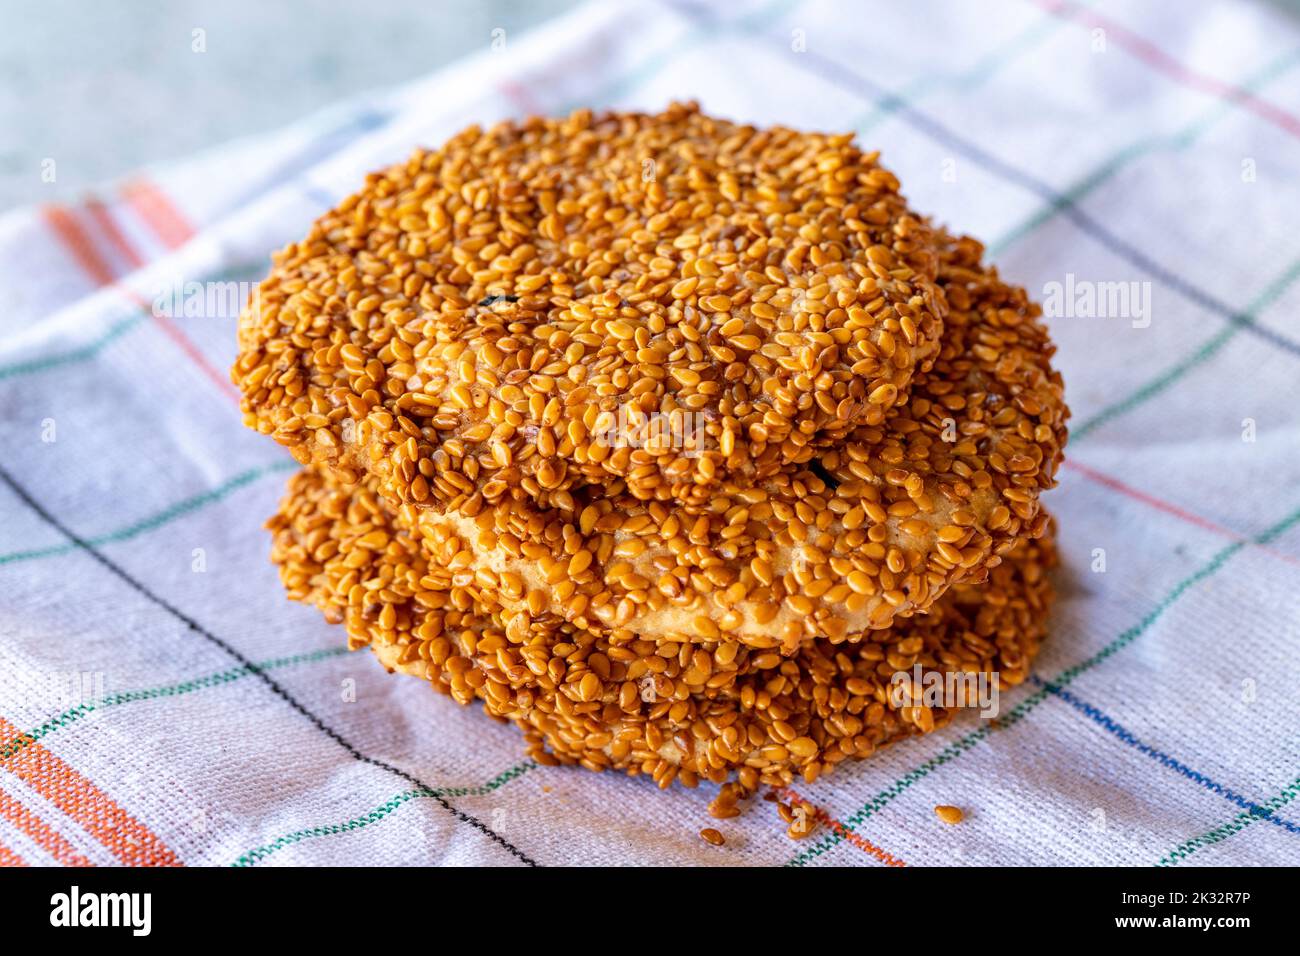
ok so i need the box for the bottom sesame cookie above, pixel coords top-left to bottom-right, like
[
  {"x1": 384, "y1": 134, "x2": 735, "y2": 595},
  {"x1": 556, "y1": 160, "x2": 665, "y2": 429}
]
[{"x1": 268, "y1": 465, "x2": 1056, "y2": 793}]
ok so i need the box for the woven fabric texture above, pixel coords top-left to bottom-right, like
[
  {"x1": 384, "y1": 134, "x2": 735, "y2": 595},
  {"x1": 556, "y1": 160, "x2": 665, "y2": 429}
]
[{"x1": 1, "y1": 0, "x2": 1298, "y2": 866}]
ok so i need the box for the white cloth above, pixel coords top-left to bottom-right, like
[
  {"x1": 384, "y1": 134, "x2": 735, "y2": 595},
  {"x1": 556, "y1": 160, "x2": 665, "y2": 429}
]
[{"x1": 1, "y1": 0, "x2": 1298, "y2": 866}]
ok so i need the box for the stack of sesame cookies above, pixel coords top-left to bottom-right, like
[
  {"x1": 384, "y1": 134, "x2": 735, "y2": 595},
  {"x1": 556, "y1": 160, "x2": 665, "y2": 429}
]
[{"x1": 234, "y1": 103, "x2": 1068, "y2": 800}]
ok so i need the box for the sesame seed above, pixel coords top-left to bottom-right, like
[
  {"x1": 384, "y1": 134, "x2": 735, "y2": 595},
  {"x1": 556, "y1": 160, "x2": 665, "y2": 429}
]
[{"x1": 935, "y1": 805, "x2": 965, "y2": 825}]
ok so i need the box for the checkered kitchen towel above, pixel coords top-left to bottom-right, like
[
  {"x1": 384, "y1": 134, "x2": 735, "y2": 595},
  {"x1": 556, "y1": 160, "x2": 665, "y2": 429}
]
[{"x1": 1, "y1": 0, "x2": 1297, "y2": 867}]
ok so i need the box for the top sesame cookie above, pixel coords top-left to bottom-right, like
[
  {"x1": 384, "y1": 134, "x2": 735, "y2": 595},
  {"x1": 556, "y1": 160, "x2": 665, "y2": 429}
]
[{"x1": 233, "y1": 102, "x2": 945, "y2": 510}]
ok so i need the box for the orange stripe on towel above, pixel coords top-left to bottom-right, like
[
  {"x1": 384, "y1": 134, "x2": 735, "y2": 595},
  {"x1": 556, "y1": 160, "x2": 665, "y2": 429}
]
[
  {"x1": 776, "y1": 786, "x2": 908, "y2": 867},
  {"x1": 42, "y1": 205, "x2": 117, "y2": 285},
  {"x1": 0, "y1": 785, "x2": 93, "y2": 866},
  {"x1": 41, "y1": 203, "x2": 239, "y2": 402},
  {"x1": 121, "y1": 178, "x2": 194, "y2": 249},
  {"x1": 0, "y1": 717, "x2": 180, "y2": 866},
  {"x1": 0, "y1": 841, "x2": 27, "y2": 867},
  {"x1": 85, "y1": 197, "x2": 146, "y2": 270}
]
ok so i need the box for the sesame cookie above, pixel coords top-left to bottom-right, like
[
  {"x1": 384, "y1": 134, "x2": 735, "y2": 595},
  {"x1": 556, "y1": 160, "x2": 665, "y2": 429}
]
[
  {"x1": 269, "y1": 464, "x2": 1056, "y2": 792},
  {"x1": 234, "y1": 103, "x2": 946, "y2": 512}
]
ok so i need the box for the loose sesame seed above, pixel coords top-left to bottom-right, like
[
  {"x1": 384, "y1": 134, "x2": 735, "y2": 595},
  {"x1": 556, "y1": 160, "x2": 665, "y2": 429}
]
[
  {"x1": 935, "y1": 805, "x2": 965, "y2": 825},
  {"x1": 699, "y1": 827, "x2": 726, "y2": 846}
]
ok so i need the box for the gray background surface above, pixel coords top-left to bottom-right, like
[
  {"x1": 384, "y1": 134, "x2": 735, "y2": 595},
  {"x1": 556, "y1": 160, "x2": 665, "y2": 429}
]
[{"x1": 0, "y1": 0, "x2": 579, "y2": 212}]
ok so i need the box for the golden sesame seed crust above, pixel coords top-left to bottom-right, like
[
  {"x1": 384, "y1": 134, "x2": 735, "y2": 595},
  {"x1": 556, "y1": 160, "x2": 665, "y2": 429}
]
[
  {"x1": 269, "y1": 463, "x2": 1055, "y2": 792},
  {"x1": 233, "y1": 102, "x2": 946, "y2": 511},
  {"x1": 294, "y1": 226, "x2": 1068, "y2": 647}
]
